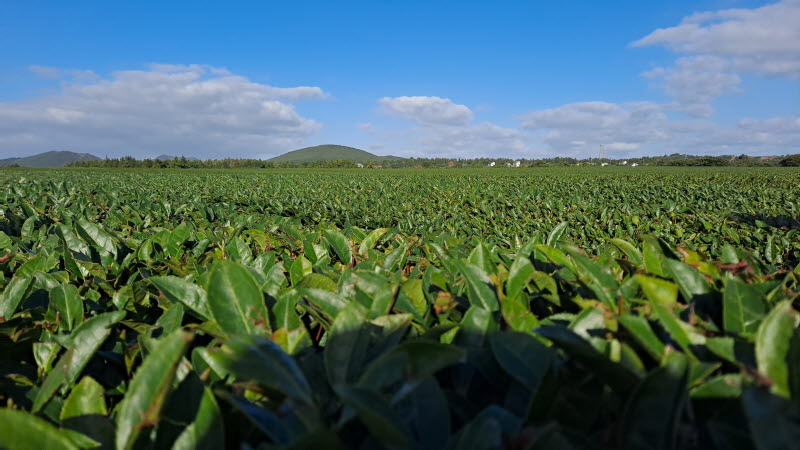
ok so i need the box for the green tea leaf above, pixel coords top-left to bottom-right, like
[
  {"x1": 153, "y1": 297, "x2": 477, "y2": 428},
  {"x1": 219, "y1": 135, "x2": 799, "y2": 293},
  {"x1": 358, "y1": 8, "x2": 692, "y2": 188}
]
[
  {"x1": 325, "y1": 302, "x2": 370, "y2": 385},
  {"x1": 619, "y1": 352, "x2": 689, "y2": 450},
  {"x1": 610, "y1": 238, "x2": 644, "y2": 267},
  {"x1": 359, "y1": 340, "x2": 466, "y2": 389},
  {"x1": 756, "y1": 300, "x2": 797, "y2": 398},
  {"x1": 664, "y1": 259, "x2": 712, "y2": 302},
  {"x1": 742, "y1": 387, "x2": 800, "y2": 450},
  {"x1": 211, "y1": 335, "x2": 314, "y2": 406},
  {"x1": 490, "y1": 332, "x2": 555, "y2": 391},
  {"x1": 335, "y1": 385, "x2": 412, "y2": 448},
  {"x1": 115, "y1": 330, "x2": 193, "y2": 450},
  {"x1": 635, "y1": 275, "x2": 679, "y2": 308},
  {"x1": 506, "y1": 256, "x2": 534, "y2": 299},
  {"x1": 49, "y1": 284, "x2": 83, "y2": 331},
  {"x1": 546, "y1": 221, "x2": 568, "y2": 246},
  {"x1": 163, "y1": 376, "x2": 224, "y2": 450},
  {"x1": 207, "y1": 261, "x2": 270, "y2": 335},
  {"x1": 301, "y1": 288, "x2": 348, "y2": 320},
  {"x1": 360, "y1": 228, "x2": 389, "y2": 255},
  {"x1": 0, "y1": 276, "x2": 33, "y2": 319},
  {"x1": 455, "y1": 260, "x2": 499, "y2": 311},
  {"x1": 150, "y1": 276, "x2": 212, "y2": 320},
  {"x1": 617, "y1": 315, "x2": 665, "y2": 361},
  {"x1": 723, "y1": 278, "x2": 768, "y2": 336},
  {"x1": 60, "y1": 376, "x2": 114, "y2": 448},
  {"x1": 324, "y1": 229, "x2": 353, "y2": 266},
  {"x1": 34, "y1": 311, "x2": 126, "y2": 412},
  {"x1": 61, "y1": 376, "x2": 107, "y2": 419},
  {"x1": 290, "y1": 255, "x2": 313, "y2": 286},
  {"x1": 537, "y1": 326, "x2": 639, "y2": 394},
  {"x1": 0, "y1": 408, "x2": 81, "y2": 450},
  {"x1": 75, "y1": 217, "x2": 117, "y2": 256},
  {"x1": 296, "y1": 273, "x2": 338, "y2": 291},
  {"x1": 642, "y1": 236, "x2": 666, "y2": 277}
]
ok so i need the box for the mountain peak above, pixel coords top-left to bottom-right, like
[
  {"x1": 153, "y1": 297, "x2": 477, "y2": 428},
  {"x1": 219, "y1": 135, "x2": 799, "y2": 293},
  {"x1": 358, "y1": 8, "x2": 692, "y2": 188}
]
[{"x1": 0, "y1": 150, "x2": 100, "y2": 167}]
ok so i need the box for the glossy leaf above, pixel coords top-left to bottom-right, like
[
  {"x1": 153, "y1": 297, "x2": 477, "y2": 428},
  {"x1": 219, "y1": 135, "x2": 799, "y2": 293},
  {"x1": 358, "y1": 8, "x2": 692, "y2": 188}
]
[
  {"x1": 0, "y1": 276, "x2": 33, "y2": 319},
  {"x1": 359, "y1": 228, "x2": 389, "y2": 255},
  {"x1": 635, "y1": 275, "x2": 678, "y2": 308},
  {"x1": 49, "y1": 284, "x2": 83, "y2": 331},
  {"x1": 0, "y1": 408, "x2": 82, "y2": 450},
  {"x1": 455, "y1": 260, "x2": 499, "y2": 311},
  {"x1": 33, "y1": 311, "x2": 126, "y2": 412},
  {"x1": 207, "y1": 261, "x2": 270, "y2": 335},
  {"x1": 115, "y1": 330, "x2": 193, "y2": 450},
  {"x1": 150, "y1": 275, "x2": 212, "y2": 320},
  {"x1": 324, "y1": 229, "x2": 353, "y2": 265},
  {"x1": 755, "y1": 300, "x2": 796, "y2": 398},
  {"x1": 723, "y1": 278, "x2": 768, "y2": 336}
]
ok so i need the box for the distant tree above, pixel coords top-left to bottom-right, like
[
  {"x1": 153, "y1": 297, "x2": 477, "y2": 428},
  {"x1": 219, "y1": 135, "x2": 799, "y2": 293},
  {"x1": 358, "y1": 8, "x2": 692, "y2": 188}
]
[{"x1": 780, "y1": 154, "x2": 800, "y2": 167}]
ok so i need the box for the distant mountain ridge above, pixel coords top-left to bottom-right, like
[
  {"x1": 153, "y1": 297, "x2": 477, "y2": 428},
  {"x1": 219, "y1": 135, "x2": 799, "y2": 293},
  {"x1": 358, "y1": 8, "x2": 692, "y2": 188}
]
[
  {"x1": 0, "y1": 151, "x2": 100, "y2": 167},
  {"x1": 267, "y1": 145, "x2": 402, "y2": 163}
]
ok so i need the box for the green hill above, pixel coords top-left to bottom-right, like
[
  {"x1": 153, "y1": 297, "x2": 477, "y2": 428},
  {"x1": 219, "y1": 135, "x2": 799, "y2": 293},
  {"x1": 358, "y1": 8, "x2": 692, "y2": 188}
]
[
  {"x1": 0, "y1": 151, "x2": 100, "y2": 167},
  {"x1": 267, "y1": 145, "x2": 402, "y2": 163}
]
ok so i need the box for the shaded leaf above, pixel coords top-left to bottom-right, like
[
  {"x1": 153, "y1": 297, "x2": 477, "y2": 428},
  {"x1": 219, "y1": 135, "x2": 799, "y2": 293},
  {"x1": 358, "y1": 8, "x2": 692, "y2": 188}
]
[{"x1": 115, "y1": 330, "x2": 193, "y2": 450}]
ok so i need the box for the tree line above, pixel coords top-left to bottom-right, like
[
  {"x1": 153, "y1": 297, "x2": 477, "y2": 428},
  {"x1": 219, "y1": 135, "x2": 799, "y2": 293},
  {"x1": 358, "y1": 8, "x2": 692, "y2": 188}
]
[{"x1": 65, "y1": 153, "x2": 800, "y2": 169}]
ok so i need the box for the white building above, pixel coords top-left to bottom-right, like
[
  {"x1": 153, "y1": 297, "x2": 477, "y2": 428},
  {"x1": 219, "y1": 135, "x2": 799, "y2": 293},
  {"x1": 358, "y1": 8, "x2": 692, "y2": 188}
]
[{"x1": 488, "y1": 161, "x2": 495, "y2": 167}]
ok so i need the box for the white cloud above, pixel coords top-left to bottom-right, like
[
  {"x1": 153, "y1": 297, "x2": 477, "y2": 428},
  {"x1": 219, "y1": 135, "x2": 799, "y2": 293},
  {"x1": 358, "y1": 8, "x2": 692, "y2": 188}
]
[
  {"x1": 633, "y1": 0, "x2": 800, "y2": 77},
  {"x1": 518, "y1": 100, "x2": 799, "y2": 157},
  {"x1": 373, "y1": 2, "x2": 800, "y2": 158},
  {"x1": 373, "y1": 96, "x2": 531, "y2": 157},
  {"x1": 0, "y1": 64, "x2": 327, "y2": 158},
  {"x1": 633, "y1": 0, "x2": 800, "y2": 117},
  {"x1": 378, "y1": 96, "x2": 473, "y2": 125},
  {"x1": 412, "y1": 122, "x2": 530, "y2": 158},
  {"x1": 519, "y1": 102, "x2": 668, "y2": 154}
]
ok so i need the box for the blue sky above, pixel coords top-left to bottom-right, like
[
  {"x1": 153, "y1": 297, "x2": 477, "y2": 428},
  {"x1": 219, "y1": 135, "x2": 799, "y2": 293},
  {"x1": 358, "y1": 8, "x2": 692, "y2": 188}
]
[{"x1": 1, "y1": 0, "x2": 798, "y2": 159}]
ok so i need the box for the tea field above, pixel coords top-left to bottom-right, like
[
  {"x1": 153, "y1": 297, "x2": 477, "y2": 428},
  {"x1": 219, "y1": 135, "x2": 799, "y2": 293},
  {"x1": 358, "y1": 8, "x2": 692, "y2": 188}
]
[{"x1": 1, "y1": 167, "x2": 799, "y2": 449}]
